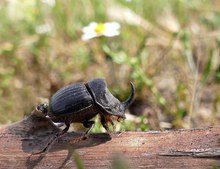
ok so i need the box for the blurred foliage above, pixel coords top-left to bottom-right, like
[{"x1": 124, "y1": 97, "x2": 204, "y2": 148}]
[
  {"x1": 0, "y1": 0, "x2": 220, "y2": 133},
  {"x1": 70, "y1": 150, "x2": 131, "y2": 169},
  {"x1": 71, "y1": 149, "x2": 85, "y2": 169}
]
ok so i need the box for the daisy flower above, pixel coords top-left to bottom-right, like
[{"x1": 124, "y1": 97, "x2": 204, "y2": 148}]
[{"x1": 81, "y1": 22, "x2": 120, "y2": 41}]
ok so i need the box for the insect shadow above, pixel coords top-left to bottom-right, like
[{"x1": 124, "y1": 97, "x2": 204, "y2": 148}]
[{"x1": 8, "y1": 112, "x2": 111, "y2": 169}]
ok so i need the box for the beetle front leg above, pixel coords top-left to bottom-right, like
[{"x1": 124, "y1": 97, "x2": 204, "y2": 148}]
[
  {"x1": 100, "y1": 114, "x2": 119, "y2": 137},
  {"x1": 100, "y1": 115, "x2": 112, "y2": 135}
]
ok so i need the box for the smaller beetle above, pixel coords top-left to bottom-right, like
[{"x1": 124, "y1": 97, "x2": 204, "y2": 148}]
[{"x1": 35, "y1": 78, "x2": 135, "y2": 154}]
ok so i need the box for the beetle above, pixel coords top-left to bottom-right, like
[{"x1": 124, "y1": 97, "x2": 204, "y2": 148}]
[{"x1": 35, "y1": 78, "x2": 135, "y2": 154}]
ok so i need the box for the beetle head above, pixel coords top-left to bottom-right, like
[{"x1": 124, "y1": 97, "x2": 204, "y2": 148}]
[{"x1": 87, "y1": 79, "x2": 135, "y2": 118}]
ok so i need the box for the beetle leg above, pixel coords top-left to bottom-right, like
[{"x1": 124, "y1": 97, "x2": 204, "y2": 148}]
[
  {"x1": 101, "y1": 114, "x2": 120, "y2": 137},
  {"x1": 53, "y1": 122, "x2": 65, "y2": 128},
  {"x1": 109, "y1": 118, "x2": 116, "y2": 132},
  {"x1": 32, "y1": 123, "x2": 70, "y2": 155},
  {"x1": 102, "y1": 123, "x2": 111, "y2": 134},
  {"x1": 61, "y1": 123, "x2": 70, "y2": 134},
  {"x1": 100, "y1": 115, "x2": 112, "y2": 135},
  {"x1": 83, "y1": 121, "x2": 95, "y2": 139}
]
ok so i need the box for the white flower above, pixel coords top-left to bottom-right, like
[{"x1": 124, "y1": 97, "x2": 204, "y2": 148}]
[
  {"x1": 35, "y1": 24, "x2": 52, "y2": 34},
  {"x1": 81, "y1": 22, "x2": 121, "y2": 41},
  {"x1": 41, "y1": 0, "x2": 56, "y2": 7}
]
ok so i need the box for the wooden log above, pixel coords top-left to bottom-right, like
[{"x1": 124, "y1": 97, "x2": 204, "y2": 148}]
[{"x1": 0, "y1": 108, "x2": 219, "y2": 169}]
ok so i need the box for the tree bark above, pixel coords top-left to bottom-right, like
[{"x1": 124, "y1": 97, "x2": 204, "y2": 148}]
[{"x1": 0, "y1": 108, "x2": 219, "y2": 169}]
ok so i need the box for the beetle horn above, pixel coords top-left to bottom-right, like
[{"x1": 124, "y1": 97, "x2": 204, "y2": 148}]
[{"x1": 122, "y1": 82, "x2": 135, "y2": 110}]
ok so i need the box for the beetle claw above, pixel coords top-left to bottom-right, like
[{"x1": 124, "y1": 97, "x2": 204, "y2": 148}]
[{"x1": 82, "y1": 134, "x2": 88, "y2": 140}]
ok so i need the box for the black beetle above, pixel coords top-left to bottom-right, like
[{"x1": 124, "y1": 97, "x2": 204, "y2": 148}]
[{"x1": 35, "y1": 78, "x2": 135, "y2": 154}]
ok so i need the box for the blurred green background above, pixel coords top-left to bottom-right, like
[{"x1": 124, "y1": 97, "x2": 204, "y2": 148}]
[{"x1": 1, "y1": 0, "x2": 220, "y2": 132}]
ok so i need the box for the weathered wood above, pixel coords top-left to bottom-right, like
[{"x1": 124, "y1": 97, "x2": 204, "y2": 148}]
[{"x1": 0, "y1": 108, "x2": 219, "y2": 169}]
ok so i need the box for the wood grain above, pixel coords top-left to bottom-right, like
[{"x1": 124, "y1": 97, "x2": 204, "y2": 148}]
[{"x1": 0, "y1": 108, "x2": 219, "y2": 169}]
